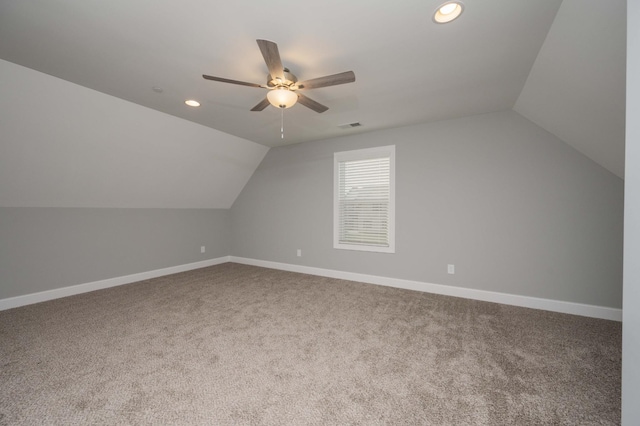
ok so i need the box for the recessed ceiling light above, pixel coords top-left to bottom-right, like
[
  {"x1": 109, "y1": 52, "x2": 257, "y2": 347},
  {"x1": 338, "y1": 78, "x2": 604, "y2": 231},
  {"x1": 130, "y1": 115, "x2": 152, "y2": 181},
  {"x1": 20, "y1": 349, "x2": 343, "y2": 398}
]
[
  {"x1": 433, "y1": 1, "x2": 464, "y2": 24},
  {"x1": 185, "y1": 99, "x2": 200, "y2": 107}
]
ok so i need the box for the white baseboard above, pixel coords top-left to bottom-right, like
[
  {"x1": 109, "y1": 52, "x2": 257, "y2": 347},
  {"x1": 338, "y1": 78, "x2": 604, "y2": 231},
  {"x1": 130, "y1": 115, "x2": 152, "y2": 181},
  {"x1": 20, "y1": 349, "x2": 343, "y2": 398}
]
[
  {"x1": 229, "y1": 256, "x2": 622, "y2": 322},
  {"x1": 2, "y1": 255, "x2": 622, "y2": 322},
  {"x1": 0, "y1": 256, "x2": 231, "y2": 311}
]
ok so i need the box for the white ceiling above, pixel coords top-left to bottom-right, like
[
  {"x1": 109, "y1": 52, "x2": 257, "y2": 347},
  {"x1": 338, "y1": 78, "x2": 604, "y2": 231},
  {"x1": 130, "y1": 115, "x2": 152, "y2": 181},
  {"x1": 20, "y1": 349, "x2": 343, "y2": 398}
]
[
  {"x1": 0, "y1": 0, "x2": 626, "y2": 177},
  {"x1": 0, "y1": 59, "x2": 269, "y2": 208}
]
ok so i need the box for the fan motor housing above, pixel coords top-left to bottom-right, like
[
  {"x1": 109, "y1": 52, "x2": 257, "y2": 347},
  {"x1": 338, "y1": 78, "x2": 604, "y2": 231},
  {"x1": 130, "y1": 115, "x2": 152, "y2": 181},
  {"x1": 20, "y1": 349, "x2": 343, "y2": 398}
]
[{"x1": 267, "y1": 68, "x2": 297, "y2": 88}]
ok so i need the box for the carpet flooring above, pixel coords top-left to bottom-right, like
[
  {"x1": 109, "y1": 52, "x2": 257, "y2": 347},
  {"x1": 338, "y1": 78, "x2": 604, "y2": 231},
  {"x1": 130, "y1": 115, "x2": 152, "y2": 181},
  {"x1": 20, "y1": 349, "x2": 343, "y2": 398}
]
[{"x1": 0, "y1": 263, "x2": 621, "y2": 425}]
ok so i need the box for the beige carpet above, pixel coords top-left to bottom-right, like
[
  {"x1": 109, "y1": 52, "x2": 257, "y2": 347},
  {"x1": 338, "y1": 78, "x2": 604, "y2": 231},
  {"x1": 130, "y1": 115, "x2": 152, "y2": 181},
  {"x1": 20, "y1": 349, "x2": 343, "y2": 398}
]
[{"x1": 0, "y1": 263, "x2": 621, "y2": 425}]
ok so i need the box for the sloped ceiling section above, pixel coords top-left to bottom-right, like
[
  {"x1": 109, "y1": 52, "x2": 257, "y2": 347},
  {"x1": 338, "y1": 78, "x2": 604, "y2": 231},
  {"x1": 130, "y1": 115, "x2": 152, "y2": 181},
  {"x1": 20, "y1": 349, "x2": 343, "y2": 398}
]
[
  {"x1": 0, "y1": 60, "x2": 269, "y2": 208},
  {"x1": 514, "y1": 0, "x2": 626, "y2": 178}
]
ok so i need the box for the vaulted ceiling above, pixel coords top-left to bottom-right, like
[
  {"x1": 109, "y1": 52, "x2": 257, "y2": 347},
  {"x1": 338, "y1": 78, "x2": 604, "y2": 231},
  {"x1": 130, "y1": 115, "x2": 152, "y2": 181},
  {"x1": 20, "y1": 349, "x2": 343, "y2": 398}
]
[{"x1": 0, "y1": 0, "x2": 626, "y2": 177}]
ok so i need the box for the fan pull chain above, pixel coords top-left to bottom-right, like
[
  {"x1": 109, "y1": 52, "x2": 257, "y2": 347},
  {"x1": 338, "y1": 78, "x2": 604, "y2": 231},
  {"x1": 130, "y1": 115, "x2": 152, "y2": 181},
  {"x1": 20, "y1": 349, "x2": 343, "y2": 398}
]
[{"x1": 281, "y1": 107, "x2": 285, "y2": 139}]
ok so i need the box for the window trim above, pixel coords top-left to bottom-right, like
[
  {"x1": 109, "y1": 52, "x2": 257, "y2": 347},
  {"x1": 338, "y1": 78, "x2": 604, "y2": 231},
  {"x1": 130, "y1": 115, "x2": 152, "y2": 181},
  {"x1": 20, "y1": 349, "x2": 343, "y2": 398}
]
[{"x1": 333, "y1": 145, "x2": 396, "y2": 253}]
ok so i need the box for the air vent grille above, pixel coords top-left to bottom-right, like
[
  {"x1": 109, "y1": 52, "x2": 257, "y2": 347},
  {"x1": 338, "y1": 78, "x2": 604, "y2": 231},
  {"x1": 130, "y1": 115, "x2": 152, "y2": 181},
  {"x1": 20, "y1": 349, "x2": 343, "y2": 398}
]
[{"x1": 338, "y1": 122, "x2": 362, "y2": 129}]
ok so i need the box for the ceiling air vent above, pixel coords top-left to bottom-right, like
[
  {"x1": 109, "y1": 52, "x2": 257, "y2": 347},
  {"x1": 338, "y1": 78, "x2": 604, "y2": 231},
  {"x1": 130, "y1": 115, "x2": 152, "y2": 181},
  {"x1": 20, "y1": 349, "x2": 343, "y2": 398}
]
[{"x1": 338, "y1": 122, "x2": 362, "y2": 130}]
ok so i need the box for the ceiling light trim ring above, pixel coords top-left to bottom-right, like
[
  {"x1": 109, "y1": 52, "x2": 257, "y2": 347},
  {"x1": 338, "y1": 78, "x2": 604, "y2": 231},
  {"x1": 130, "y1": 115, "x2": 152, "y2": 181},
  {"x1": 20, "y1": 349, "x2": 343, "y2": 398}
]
[{"x1": 433, "y1": 1, "x2": 465, "y2": 24}]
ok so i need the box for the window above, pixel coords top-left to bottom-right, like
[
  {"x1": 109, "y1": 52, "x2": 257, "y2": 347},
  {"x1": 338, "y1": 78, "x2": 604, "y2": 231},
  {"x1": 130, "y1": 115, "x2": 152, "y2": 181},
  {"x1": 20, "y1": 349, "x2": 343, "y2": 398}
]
[{"x1": 334, "y1": 145, "x2": 395, "y2": 253}]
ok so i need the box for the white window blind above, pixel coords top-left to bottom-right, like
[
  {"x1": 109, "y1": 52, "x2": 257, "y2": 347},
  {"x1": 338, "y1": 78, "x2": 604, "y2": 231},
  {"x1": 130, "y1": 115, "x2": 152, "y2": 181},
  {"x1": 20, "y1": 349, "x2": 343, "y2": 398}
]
[{"x1": 334, "y1": 146, "x2": 395, "y2": 253}]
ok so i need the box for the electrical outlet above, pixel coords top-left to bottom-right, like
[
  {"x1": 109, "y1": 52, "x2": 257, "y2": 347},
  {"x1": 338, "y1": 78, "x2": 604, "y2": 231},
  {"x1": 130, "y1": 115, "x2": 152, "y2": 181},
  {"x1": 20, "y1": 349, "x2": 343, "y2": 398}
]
[
  {"x1": 297, "y1": 249, "x2": 302, "y2": 257},
  {"x1": 201, "y1": 246, "x2": 206, "y2": 254},
  {"x1": 447, "y1": 264, "x2": 455, "y2": 274}
]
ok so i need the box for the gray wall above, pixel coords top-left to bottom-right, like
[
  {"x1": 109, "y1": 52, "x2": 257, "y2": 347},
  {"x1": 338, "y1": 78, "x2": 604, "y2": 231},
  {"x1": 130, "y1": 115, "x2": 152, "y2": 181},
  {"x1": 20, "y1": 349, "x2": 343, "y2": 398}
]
[
  {"x1": 0, "y1": 208, "x2": 229, "y2": 299},
  {"x1": 623, "y1": 1, "x2": 640, "y2": 423},
  {"x1": 231, "y1": 110, "x2": 624, "y2": 308}
]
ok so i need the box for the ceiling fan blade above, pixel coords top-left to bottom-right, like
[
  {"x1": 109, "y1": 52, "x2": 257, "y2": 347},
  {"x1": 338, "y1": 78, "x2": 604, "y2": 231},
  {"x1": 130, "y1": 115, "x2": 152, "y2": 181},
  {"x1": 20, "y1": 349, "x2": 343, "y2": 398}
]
[
  {"x1": 250, "y1": 97, "x2": 271, "y2": 111},
  {"x1": 203, "y1": 75, "x2": 266, "y2": 88},
  {"x1": 297, "y1": 93, "x2": 329, "y2": 113},
  {"x1": 256, "y1": 39, "x2": 285, "y2": 82},
  {"x1": 295, "y1": 71, "x2": 356, "y2": 90}
]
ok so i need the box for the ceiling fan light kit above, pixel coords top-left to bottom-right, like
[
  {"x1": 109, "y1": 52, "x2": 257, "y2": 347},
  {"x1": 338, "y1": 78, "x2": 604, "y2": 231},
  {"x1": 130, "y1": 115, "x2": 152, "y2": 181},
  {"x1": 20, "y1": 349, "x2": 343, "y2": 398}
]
[{"x1": 267, "y1": 87, "x2": 298, "y2": 109}]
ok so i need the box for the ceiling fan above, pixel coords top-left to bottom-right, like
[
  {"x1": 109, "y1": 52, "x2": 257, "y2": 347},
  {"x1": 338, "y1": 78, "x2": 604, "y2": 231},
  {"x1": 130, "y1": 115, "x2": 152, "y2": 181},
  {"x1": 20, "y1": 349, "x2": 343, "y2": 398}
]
[{"x1": 203, "y1": 39, "x2": 355, "y2": 113}]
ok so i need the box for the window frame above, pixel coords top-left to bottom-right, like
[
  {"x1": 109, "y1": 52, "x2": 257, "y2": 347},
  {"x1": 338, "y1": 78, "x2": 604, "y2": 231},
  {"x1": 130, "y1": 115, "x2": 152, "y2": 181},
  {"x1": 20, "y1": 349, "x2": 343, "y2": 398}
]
[{"x1": 333, "y1": 145, "x2": 396, "y2": 253}]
